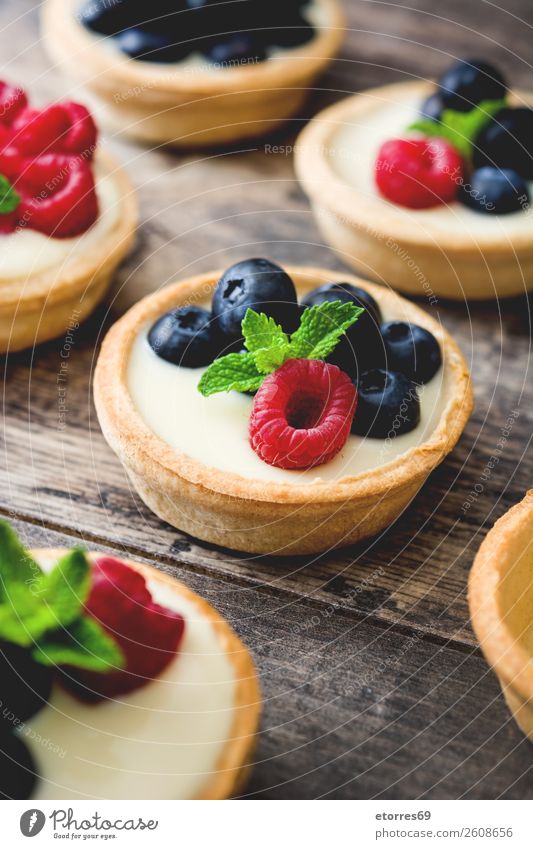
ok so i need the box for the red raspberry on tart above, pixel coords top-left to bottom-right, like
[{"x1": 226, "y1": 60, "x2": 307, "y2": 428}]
[
  {"x1": 17, "y1": 153, "x2": 99, "y2": 238},
  {"x1": 249, "y1": 359, "x2": 357, "y2": 470},
  {"x1": 375, "y1": 137, "x2": 463, "y2": 208},
  {"x1": 0, "y1": 80, "x2": 100, "y2": 238},
  {"x1": 63, "y1": 556, "x2": 186, "y2": 701}
]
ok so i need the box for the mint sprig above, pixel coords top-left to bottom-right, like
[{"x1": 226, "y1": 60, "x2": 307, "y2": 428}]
[
  {"x1": 198, "y1": 300, "x2": 364, "y2": 397},
  {"x1": 0, "y1": 520, "x2": 124, "y2": 672},
  {"x1": 0, "y1": 174, "x2": 20, "y2": 215},
  {"x1": 408, "y1": 98, "x2": 505, "y2": 159}
]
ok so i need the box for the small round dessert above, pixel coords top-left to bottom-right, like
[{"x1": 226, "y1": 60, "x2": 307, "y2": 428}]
[
  {"x1": 0, "y1": 152, "x2": 136, "y2": 353},
  {"x1": 468, "y1": 491, "x2": 533, "y2": 743},
  {"x1": 0, "y1": 83, "x2": 137, "y2": 353},
  {"x1": 94, "y1": 266, "x2": 473, "y2": 555},
  {"x1": 42, "y1": 0, "x2": 345, "y2": 147},
  {"x1": 25, "y1": 549, "x2": 260, "y2": 800},
  {"x1": 295, "y1": 81, "x2": 533, "y2": 300}
]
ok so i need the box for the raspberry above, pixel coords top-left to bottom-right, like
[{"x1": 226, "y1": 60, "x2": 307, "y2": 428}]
[
  {"x1": 63, "y1": 556, "x2": 186, "y2": 701},
  {"x1": 11, "y1": 105, "x2": 71, "y2": 156},
  {"x1": 0, "y1": 80, "x2": 27, "y2": 124},
  {"x1": 249, "y1": 359, "x2": 356, "y2": 470},
  {"x1": 17, "y1": 153, "x2": 99, "y2": 238},
  {"x1": 11, "y1": 102, "x2": 97, "y2": 159},
  {"x1": 55, "y1": 102, "x2": 97, "y2": 158},
  {"x1": 375, "y1": 137, "x2": 463, "y2": 208}
]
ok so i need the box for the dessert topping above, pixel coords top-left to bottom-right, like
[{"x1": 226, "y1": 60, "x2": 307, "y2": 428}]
[
  {"x1": 249, "y1": 358, "x2": 356, "y2": 469},
  {"x1": 375, "y1": 137, "x2": 463, "y2": 209}
]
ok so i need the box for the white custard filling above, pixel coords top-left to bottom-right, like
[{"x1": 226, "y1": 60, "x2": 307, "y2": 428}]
[
  {"x1": 127, "y1": 299, "x2": 450, "y2": 485},
  {"x1": 24, "y1": 555, "x2": 237, "y2": 800},
  {"x1": 0, "y1": 165, "x2": 121, "y2": 279},
  {"x1": 330, "y1": 92, "x2": 533, "y2": 236}
]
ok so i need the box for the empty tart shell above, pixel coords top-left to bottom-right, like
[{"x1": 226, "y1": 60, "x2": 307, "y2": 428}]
[
  {"x1": 94, "y1": 266, "x2": 473, "y2": 555},
  {"x1": 295, "y1": 81, "x2": 533, "y2": 301},
  {"x1": 0, "y1": 151, "x2": 137, "y2": 353},
  {"x1": 30, "y1": 549, "x2": 261, "y2": 800},
  {"x1": 42, "y1": 0, "x2": 345, "y2": 147},
  {"x1": 469, "y1": 491, "x2": 533, "y2": 741}
]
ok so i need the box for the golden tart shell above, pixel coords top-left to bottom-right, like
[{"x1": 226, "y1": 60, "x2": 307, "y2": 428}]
[
  {"x1": 0, "y1": 150, "x2": 137, "y2": 353},
  {"x1": 295, "y1": 81, "x2": 533, "y2": 301},
  {"x1": 468, "y1": 491, "x2": 533, "y2": 741},
  {"x1": 94, "y1": 266, "x2": 473, "y2": 555},
  {"x1": 42, "y1": 0, "x2": 345, "y2": 147},
  {"x1": 32, "y1": 548, "x2": 261, "y2": 799}
]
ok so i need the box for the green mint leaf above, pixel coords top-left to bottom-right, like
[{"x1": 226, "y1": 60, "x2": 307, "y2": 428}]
[
  {"x1": 289, "y1": 301, "x2": 364, "y2": 360},
  {"x1": 198, "y1": 352, "x2": 263, "y2": 396},
  {"x1": 32, "y1": 615, "x2": 125, "y2": 672},
  {"x1": 408, "y1": 99, "x2": 506, "y2": 159},
  {"x1": 0, "y1": 586, "x2": 42, "y2": 646},
  {"x1": 242, "y1": 309, "x2": 289, "y2": 355},
  {"x1": 39, "y1": 549, "x2": 91, "y2": 629},
  {"x1": 0, "y1": 520, "x2": 43, "y2": 602},
  {"x1": 242, "y1": 310, "x2": 291, "y2": 374},
  {"x1": 253, "y1": 341, "x2": 290, "y2": 374},
  {"x1": 0, "y1": 174, "x2": 20, "y2": 215}
]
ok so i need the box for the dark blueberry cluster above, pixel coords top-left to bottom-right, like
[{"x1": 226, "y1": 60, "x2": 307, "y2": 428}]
[
  {"x1": 81, "y1": 0, "x2": 315, "y2": 64},
  {"x1": 420, "y1": 58, "x2": 532, "y2": 215},
  {"x1": 149, "y1": 259, "x2": 442, "y2": 441},
  {"x1": 0, "y1": 642, "x2": 53, "y2": 799},
  {"x1": 302, "y1": 282, "x2": 441, "y2": 438}
]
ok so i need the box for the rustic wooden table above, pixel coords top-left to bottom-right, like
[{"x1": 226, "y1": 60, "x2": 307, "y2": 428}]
[{"x1": 2, "y1": 0, "x2": 532, "y2": 799}]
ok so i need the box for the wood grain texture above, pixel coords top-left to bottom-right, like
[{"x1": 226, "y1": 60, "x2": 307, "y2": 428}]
[{"x1": 0, "y1": 0, "x2": 532, "y2": 799}]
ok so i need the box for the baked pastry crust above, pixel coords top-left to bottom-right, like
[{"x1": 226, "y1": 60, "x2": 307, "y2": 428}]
[
  {"x1": 0, "y1": 150, "x2": 137, "y2": 353},
  {"x1": 42, "y1": 0, "x2": 345, "y2": 147},
  {"x1": 468, "y1": 491, "x2": 533, "y2": 741},
  {"x1": 295, "y1": 81, "x2": 533, "y2": 301},
  {"x1": 32, "y1": 548, "x2": 261, "y2": 800},
  {"x1": 94, "y1": 266, "x2": 473, "y2": 555}
]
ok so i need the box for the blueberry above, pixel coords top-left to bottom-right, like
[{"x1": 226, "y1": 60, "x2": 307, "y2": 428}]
[
  {"x1": 460, "y1": 166, "x2": 529, "y2": 215},
  {"x1": 352, "y1": 369, "x2": 420, "y2": 438},
  {"x1": 212, "y1": 258, "x2": 298, "y2": 343},
  {"x1": 0, "y1": 643, "x2": 54, "y2": 727},
  {"x1": 148, "y1": 305, "x2": 222, "y2": 367},
  {"x1": 302, "y1": 282, "x2": 382, "y2": 324},
  {"x1": 204, "y1": 33, "x2": 266, "y2": 65},
  {"x1": 80, "y1": 0, "x2": 129, "y2": 35},
  {"x1": 420, "y1": 92, "x2": 443, "y2": 122},
  {"x1": 381, "y1": 321, "x2": 442, "y2": 384},
  {"x1": 301, "y1": 282, "x2": 384, "y2": 380},
  {"x1": 438, "y1": 58, "x2": 507, "y2": 112},
  {"x1": 473, "y1": 107, "x2": 533, "y2": 179},
  {"x1": 0, "y1": 731, "x2": 37, "y2": 799},
  {"x1": 264, "y1": 13, "x2": 315, "y2": 49},
  {"x1": 115, "y1": 27, "x2": 190, "y2": 62}
]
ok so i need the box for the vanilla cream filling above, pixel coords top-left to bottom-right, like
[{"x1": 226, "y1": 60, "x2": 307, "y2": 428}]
[
  {"x1": 127, "y1": 299, "x2": 450, "y2": 485},
  {"x1": 24, "y1": 555, "x2": 237, "y2": 800},
  {"x1": 330, "y1": 93, "x2": 533, "y2": 235},
  {"x1": 0, "y1": 165, "x2": 121, "y2": 279}
]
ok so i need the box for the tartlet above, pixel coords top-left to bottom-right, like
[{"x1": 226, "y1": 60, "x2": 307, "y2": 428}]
[
  {"x1": 468, "y1": 492, "x2": 533, "y2": 741},
  {"x1": 0, "y1": 151, "x2": 137, "y2": 353},
  {"x1": 295, "y1": 81, "x2": 533, "y2": 301},
  {"x1": 94, "y1": 266, "x2": 473, "y2": 555},
  {"x1": 42, "y1": 0, "x2": 345, "y2": 147},
  {"x1": 26, "y1": 549, "x2": 260, "y2": 800}
]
